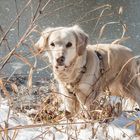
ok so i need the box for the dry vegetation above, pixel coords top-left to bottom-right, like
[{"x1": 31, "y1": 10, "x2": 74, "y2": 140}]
[{"x1": 0, "y1": 0, "x2": 140, "y2": 139}]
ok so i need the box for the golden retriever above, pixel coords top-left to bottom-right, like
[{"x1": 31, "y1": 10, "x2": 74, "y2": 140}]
[{"x1": 35, "y1": 25, "x2": 140, "y2": 118}]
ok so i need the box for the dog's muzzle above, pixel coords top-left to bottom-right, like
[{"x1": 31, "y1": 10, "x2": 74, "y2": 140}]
[{"x1": 56, "y1": 56, "x2": 65, "y2": 66}]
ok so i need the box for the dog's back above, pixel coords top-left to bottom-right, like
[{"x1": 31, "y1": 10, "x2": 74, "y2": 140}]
[{"x1": 88, "y1": 44, "x2": 139, "y2": 100}]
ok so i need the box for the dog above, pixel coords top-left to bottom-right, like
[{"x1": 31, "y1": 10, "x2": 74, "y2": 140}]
[{"x1": 35, "y1": 25, "x2": 140, "y2": 118}]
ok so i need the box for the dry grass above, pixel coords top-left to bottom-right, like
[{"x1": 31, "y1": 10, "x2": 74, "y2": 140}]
[{"x1": 0, "y1": 0, "x2": 140, "y2": 139}]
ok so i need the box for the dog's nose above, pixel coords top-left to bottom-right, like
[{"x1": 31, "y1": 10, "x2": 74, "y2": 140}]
[{"x1": 56, "y1": 56, "x2": 65, "y2": 65}]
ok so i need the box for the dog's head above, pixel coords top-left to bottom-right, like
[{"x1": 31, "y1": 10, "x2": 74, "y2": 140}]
[{"x1": 35, "y1": 25, "x2": 88, "y2": 71}]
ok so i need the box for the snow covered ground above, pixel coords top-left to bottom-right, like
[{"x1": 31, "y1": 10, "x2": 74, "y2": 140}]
[{"x1": 0, "y1": 98, "x2": 140, "y2": 140}]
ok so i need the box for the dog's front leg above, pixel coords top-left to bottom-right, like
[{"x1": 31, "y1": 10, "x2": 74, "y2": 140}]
[
  {"x1": 76, "y1": 84, "x2": 92, "y2": 106},
  {"x1": 75, "y1": 89, "x2": 94, "y2": 119},
  {"x1": 76, "y1": 84, "x2": 96, "y2": 109},
  {"x1": 58, "y1": 82, "x2": 80, "y2": 118}
]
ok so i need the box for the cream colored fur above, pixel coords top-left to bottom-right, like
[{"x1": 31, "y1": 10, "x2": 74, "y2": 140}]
[{"x1": 35, "y1": 25, "x2": 140, "y2": 116}]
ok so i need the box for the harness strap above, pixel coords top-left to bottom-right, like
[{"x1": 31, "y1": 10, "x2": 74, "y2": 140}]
[
  {"x1": 65, "y1": 50, "x2": 105, "y2": 97},
  {"x1": 65, "y1": 64, "x2": 87, "y2": 96},
  {"x1": 95, "y1": 50, "x2": 105, "y2": 75}
]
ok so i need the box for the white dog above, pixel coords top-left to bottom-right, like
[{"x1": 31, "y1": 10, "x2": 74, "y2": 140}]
[{"x1": 35, "y1": 25, "x2": 140, "y2": 118}]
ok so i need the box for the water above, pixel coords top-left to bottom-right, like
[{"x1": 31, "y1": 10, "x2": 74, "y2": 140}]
[{"x1": 0, "y1": 0, "x2": 140, "y2": 77}]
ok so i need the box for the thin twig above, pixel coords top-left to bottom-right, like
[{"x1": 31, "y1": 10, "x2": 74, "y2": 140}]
[
  {"x1": 14, "y1": 0, "x2": 20, "y2": 38},
  {"x1": 0, "y1": 0, "x2": 32, "y2": 46},
  {"x1": 0, "y1": 117, "x2": 115, "y2": 132}
]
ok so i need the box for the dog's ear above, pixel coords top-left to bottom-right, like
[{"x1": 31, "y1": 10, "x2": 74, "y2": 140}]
[
  {"x1": 72, "y1": 25, "x2": 88, "y2": 56},
  {"x1": 35, "y1": 27, "x2": 63, "y2": 53},
  {"x1": 34, "y1": 28, "x2": 55, "y2": 53}
]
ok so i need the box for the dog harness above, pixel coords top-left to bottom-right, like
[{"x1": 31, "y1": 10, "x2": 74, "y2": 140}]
[
  {"x1": 65, "y1": 64, "x2": 87, "y2": 96},
  {"x1": 65, "y1": 50, "x2": 105, "y2": 97}
]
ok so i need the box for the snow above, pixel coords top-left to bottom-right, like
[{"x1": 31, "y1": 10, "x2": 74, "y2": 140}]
[{"x1": 0, "y1": 98, "x2": 140, "y2": 140}]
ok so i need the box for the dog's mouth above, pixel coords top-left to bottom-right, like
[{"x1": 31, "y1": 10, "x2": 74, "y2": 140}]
[
  {"x1": 55, "y1": 65, "x2": 68, "y2": 71},
  {"x1": 55, "y1": 65, "x2": 67, "y2": 71},
  {"x1": 54, "y1": 59, "x2": 75, "y2": 72}
]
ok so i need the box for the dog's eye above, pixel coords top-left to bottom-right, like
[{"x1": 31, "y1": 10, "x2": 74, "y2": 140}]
[
  {"x1": 66, "y1": 42, "x2": 72, "y2": 48},
  {"x1": 50, "y1": 42, "x2": 55, "y2": 47}
]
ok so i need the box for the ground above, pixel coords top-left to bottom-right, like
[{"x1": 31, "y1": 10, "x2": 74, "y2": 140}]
[{"x1": 0, "y1": 75, "x2": 140, "y2": 140}]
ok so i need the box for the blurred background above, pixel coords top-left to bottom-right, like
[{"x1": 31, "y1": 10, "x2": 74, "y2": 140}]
[{"x1": 0, "y1": 0, "x2": 140, "y2": 79}]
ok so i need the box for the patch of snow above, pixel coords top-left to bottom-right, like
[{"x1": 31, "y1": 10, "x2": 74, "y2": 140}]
[{"x1": 0, "y1": 98, "x2": 139, "y2": 140}]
